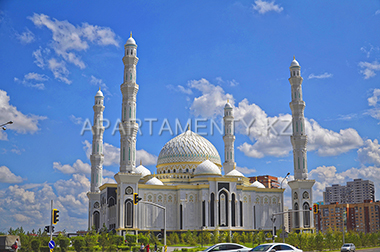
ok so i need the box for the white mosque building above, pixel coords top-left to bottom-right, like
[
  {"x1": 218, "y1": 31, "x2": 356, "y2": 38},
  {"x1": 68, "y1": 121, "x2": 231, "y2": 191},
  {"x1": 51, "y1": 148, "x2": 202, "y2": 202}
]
[{"x1": 86, "y1": 34, "x2": 314, "y2": 235}]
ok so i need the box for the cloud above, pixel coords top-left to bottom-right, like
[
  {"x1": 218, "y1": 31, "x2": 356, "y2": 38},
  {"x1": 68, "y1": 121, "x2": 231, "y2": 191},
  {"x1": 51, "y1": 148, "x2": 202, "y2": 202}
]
[
  {"x1": 53, "y1": 159, "x2": 91, "y2": 174},
  {"x1": 83, "y1": 140, "x2": 157, "y2": 167},
  {"x1": 308, "y1": 72, "x2": 333, "y2": 79},
  {"x1": 48, "y1": 58, "x2": 71, "y2": 84},
  {"x1": 0, "y1": 180, "x2": 89, "y2": 232},
  {"x1": 32, "y1": 47, "x2": 51, "y2": 69},
  {"x1": 0, "y1": 166, "x2": 23, "y2": 183},
  {"x1": 28, "y1": 13, "x2": 119, "y2": 69},
  {"x1": 216, "y1": 77, "x2": 239, "y2": 87},
  {"x1": 185, "y1": 78, "x2": 363, "y2": 158},
  {"x1": 69, "y1": 115, "x2": 83, "y2": 125},
  {"x1": 167, "y1": 85, "x2": 193, "y2": 95},
  {"x1": 366, "y1": 88, "x2": 380, "y2": 120},
  {"x1": 358, "y1": 139, "x2": 380, "y2": 166},
  {"x1": 368, "y1": 88, "x2": 380, "y2": 107},
  {"x1": 14, "y1": 72, "x2": 49, "y2": 90},
  {"x1": 189, "y1": 78, "x2": 234, "y2": 118},
  {"x1": 359, "y1": 61, "x2": 380, "y2": 79},
  {"x1": 252, "y1": 0, "x2": 283, "y2": 14},
  {"x1": 15, "y1": 28, "x2": 35, "y2": 44},
  {"x1": 90, "y1": 76, "x2": 110, "y2": 96},
  {"x1": 0, "y1": 89, "x2": 46, "y2": 138},
  {"x1": 236, "y1": 166, "x2": 256, "y2": 175},
  {"x1": 376, "y1": 10, "x2": 380, "y2": 15}
]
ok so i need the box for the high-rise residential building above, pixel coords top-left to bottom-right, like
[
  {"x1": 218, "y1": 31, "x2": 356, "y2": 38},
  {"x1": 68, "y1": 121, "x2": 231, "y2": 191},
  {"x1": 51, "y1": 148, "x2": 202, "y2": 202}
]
[
  {"x1": 249, "y1": 175, "x2": 280, "y2": 188},
  {"x1": 323, "y1": 179, "x2": 375, "y2": 204},
  {"x1": 314, "y1": 200, "x2": 380, "y2": 234}
]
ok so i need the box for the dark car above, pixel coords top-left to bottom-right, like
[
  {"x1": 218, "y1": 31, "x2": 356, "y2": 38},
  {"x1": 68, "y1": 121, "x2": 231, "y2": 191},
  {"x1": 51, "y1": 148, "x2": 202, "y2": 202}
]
[
  {"x1": 250, "y1": 243, "x2": 302, "y2": 252},
  {"x1": 341, "y1": 243, "x2": 355, "y2": 252},
  {"x1": 202, "y1": 243, "x2": 251, "y2": 252}
]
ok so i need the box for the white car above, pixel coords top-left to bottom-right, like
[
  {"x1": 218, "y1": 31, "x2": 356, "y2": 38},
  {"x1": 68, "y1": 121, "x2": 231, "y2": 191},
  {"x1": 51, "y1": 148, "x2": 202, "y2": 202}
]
[
  {"x1": 340, "y1": 243, "x2": 355, "y2": 252},
  {"x1": 250, "y1": 243, "x2": 303, "y2": 252},
  {"x1": 202, "y1": 243, "x2": 251, "y2": 252}
]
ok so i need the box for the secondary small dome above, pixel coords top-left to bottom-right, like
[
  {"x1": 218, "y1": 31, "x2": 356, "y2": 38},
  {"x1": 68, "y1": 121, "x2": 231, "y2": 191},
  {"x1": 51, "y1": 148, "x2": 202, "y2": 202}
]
[
  {"x1": 225, "y1": 169, "x2": 244, "y2": 177},
  {"x1": 135, "y1": 164, "x2": 151, "y2": 177},
  {"x1": 146, "y1": 177, "x2": 164, "y2": 185},
  {"x1": 194, "y1": 160, "x2": 221, "y2": 176},
  {"x1": 250, "y1": 180, "x2": 265, "y2": 188}
]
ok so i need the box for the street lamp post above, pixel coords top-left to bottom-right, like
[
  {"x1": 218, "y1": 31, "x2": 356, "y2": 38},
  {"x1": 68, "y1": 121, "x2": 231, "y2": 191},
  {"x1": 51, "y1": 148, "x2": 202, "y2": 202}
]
[
  {"x1": 280, "y1": 172, "x2": 290, "y2": 243},
  {"x1": 1, "y1": 121, "x2": 13, "y2": 130}
]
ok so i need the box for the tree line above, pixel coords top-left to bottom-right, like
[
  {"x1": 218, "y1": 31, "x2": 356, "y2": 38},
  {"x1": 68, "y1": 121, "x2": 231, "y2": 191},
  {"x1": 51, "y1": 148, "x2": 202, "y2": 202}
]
[{"x1": 3, "y1": 226, "x2": 380, "y2": 252}]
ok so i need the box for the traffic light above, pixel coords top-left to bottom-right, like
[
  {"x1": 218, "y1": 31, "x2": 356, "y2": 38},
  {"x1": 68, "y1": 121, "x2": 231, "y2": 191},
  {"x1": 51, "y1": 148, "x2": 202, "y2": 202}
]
[
  {"x1": 53, "y1": 209, "x2": 59, "y2": 224},
  {"x1": 133, "y1": 193, "x2": 142, "y2": 205},
  {"x1": 309, "y1": 207, "x2": 312, "y2": 211},
  {"x1": 313, "y1": 203, "x2": 319, "y2": 214},
  {"x1": 44, "y1": 226, "x2": 50, "y2": 233},
  {"x1": 161, "y1": 228, "x2": 164, "y2": 237}
]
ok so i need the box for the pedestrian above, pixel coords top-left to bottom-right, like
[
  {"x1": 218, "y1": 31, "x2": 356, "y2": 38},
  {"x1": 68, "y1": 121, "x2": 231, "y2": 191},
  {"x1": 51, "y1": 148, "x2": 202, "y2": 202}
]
[
  {"x1": 154, "y1": 243, "x2": 158, "y2": 252},
  {"x1": 140, "y1": 243, "x2": 145, "y2": 252},
  {"x1": 146, "y1": 243, "x2": 150, "y2": 252},
  {"x1": 11, "y1": 238, "x2": 19, "y2": 251}
]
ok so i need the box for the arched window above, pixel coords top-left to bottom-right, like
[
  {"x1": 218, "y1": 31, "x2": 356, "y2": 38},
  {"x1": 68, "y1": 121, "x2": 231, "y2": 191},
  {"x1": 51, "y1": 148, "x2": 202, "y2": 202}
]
[
  {"x1": 180, "y1": 204, "x2": 183, "y2": 230},
  {"x1": 93, "y1": 211, "x2": 100, "y2": 231},
  {"x1": 210, "y1": 193, "x2": 215, "y2": 227},
  {"x1": 231, "y1": 194, "x2": 236, "y2": 227},
  {"x1": 303, "y1": 202, "x2": 310, "y2": 227},
  {"x1": 125, "y1": 199, "x2": 133, "y2": 227},
  {"x1": 294, "y1": 203, "x2": 299, "y2": 228},
  {"x1": 218, "y1": 190, "x2": 228, "y2": 227}
]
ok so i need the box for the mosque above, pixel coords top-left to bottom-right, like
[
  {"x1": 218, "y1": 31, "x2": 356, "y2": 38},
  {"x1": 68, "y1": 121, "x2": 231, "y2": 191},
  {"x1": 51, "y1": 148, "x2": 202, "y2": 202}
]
[{"x1": 86, "y1": 34, "x2": 315, "y2": 235}]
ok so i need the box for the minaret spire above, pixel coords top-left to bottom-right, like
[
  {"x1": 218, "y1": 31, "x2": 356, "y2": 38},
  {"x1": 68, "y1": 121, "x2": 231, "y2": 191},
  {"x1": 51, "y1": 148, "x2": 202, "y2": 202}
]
[
  {"x1": 120, "y1": 33, "x2": 139, "y2": 173},
  {"x1": 90, "y1": 88, "x2": 105, "y2": 192},
  {"x1": 223, "y1": 100, "x2": 236, "y2": 175}
]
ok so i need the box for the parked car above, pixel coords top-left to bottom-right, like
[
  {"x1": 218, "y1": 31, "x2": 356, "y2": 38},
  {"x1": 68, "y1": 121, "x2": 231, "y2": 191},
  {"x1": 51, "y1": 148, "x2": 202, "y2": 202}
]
[
  {"x1": 202, "y1": 243, "x2": 251, "y2": 252},
  {"x1": 340, "y1": 243, "x2": 355, "y2": 252},
  {"x1": 250, "y1": 243, "x2": 302, "y2": 252}
]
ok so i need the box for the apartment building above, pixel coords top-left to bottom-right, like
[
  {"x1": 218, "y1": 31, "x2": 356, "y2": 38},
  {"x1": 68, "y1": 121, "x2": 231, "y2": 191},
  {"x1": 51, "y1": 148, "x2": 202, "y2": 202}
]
[
  {"x1": 323, "y1": 179, "x2": 374, "y2": 204},
  {"x1": 314, "y1": 200, "x2": 380, "y2": 233}
]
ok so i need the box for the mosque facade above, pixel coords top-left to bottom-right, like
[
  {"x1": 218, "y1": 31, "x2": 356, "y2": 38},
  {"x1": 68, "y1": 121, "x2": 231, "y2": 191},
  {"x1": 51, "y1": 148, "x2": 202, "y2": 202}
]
[{"x1": 86, "y1": 35, "x2": 314, "y2": 235}]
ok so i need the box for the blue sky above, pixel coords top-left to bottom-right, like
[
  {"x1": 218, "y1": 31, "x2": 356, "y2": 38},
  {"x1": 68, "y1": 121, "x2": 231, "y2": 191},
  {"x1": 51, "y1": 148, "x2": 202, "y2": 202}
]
[{"x1": 0, "y1": 0, "x2": 380, "y2": 232}]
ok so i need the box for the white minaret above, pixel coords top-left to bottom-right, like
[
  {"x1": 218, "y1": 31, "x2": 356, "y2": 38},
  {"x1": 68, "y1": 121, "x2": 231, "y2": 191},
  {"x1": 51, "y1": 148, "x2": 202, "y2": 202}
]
[
  {"x1": 287, "y1": 57, "x2": 315, "y2": 233},
  {"x1": 223, "y1": 100, "x2": 236, "y2": 175},
  {"x1": 114, "y1": 33, "x2": 143, "y2": 233},
  {"x1": 87, "y1": 88, "x2": 104, "y2": 231},
  {"x1": 91, "y1": 88, "x2": 105, "y2": 192},
  {"x1": 120, "y1": 33, "x2": 139, "y2": 173}
]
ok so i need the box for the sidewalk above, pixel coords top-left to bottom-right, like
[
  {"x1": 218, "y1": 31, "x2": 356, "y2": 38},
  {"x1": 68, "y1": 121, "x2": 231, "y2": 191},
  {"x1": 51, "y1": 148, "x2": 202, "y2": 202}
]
[{"x1": 166, "y1": 246, "x2": 196, "y2": 252}]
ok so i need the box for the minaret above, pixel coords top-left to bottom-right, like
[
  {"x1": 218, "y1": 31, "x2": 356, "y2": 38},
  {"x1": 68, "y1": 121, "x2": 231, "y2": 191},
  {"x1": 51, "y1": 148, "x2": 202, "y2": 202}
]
[
  {"x1": 120, "y1": 33, "x2": 139, "y2": 173},
  {"x1": 223, "y1": 100, "x2": 236, "y2": 175},
  {"x1": 87, "y1": 88, "x2": 104, "y2": 231},
  {"x1": 90, "y1": 88, "x2": 105, "y2": 192},
  {"x1": 289, "y1": 56, "x2": 308, "y2": 180},
  {"x1": 287, "y1": 56, "x2": 315, "y2": 233}
]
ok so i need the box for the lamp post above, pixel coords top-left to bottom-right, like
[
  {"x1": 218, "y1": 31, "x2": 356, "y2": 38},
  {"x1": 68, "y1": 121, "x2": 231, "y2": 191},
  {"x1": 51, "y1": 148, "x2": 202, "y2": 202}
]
[
  {"x1": 1, "y1": 121, "x2": 13, "y2": 130},
  {"x1": 280, "y1": 172, "x2": 290, "y2": 243}
]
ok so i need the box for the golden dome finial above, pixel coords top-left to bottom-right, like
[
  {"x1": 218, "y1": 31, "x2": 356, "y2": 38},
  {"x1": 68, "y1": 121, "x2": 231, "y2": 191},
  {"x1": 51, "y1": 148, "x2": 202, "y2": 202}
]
[
  {"x1": 140, "y1": 160, "x2": 142, "y2": 166},
  {"x1": 99, "y1": 87, "x2": 101, "y2": 91},
  {"x1": 188, "y1": 124, "x2": 190, "y2": 131},
  {"x1": 293, "y1": 55, "x2": 295, "y2": 60},
  {"x1": 130, "y1": 31, "x2": 132, "y2": 38},
  {"x1": 227, "y1": 99, "x2": 229, "y2": 103},
  {"x1": 153, "y1": 173, "x2": 156, "y2": 178}
]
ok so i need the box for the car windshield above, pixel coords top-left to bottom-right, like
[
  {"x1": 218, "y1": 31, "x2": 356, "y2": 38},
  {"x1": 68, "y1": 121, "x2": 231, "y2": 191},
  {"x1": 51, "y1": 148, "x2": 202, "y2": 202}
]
[
  {"x1": 250, "y1": 245, "x2": 272, "y2": 251},
  {"x1": 342, "y1": 244, "x2": 350, "y2": 247}
]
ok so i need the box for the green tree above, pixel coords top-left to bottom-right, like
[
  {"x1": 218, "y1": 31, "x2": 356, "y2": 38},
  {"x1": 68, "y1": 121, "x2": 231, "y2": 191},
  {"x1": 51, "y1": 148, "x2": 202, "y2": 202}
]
[
  {"x1": 31, "y1": 239, "x2": 41, "y2": 252},
  {"x1": 315, "y1": 231, "x2": 324, "y2": 252},
  {"x1": 232, "y1": 232, "x2": 240, "y2": 243},
  {"x1": 57, "y1": 235, "x2": 71, "y2": 252},
  {"x1": 72, "y1": 236, "x2": 85, "y2": 252}
]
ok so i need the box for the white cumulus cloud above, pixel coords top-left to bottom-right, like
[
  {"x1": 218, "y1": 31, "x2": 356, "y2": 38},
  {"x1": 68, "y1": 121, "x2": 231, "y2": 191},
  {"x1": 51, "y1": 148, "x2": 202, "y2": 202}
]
[
  {"x1": 358, "y1": 139, "x2": 380, "y2": 166},
  {"x1": 0, "y1": 166, "x2": 23, "y2": 183},
  {"x1": 359, "y1": 61, "x2": 380, "y2": 79},
  {"x1": 15, "y1": 28, "x2": 35, "y2": 44},
  {"x1": 0, "y1": 89, "x2": 46, "y2": 139},
  {"x1": 252, "y1": 0, "x2": 283, "y2": 14},
  {"x1": 53, "y1": 159, "x2": 91, "y2": 174}
]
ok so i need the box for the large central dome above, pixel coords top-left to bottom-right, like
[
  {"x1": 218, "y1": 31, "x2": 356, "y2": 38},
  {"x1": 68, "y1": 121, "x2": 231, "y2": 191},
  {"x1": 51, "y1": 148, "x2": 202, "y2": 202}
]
[{"x1": 156, "y1": 129, "x2": 221, "y2": 175}]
